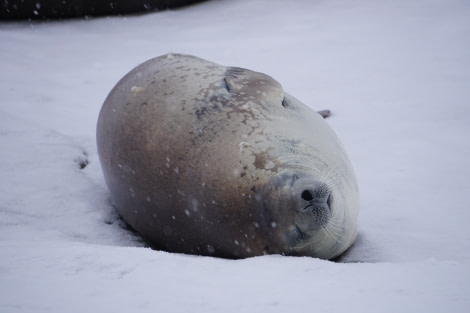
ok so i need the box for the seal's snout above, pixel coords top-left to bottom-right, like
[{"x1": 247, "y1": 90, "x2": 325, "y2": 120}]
[
  {"x1": 285, "y1": 181, "x2": 333, "y2": 251},
  {"x1": 296, "y1": 182, "x2": 332, "y2": 229}
]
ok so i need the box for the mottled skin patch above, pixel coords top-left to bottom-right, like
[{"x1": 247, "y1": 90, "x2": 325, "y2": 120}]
[{"x1": 97, "y1": 53, "x2": 360, "y2": 259}]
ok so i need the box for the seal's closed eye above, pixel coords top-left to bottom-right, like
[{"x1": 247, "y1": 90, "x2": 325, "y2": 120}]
[{"x1": 281, "y1": 97, "x2": 289, "y2": 108}]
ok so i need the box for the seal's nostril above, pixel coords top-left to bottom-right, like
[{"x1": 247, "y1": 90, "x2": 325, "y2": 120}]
[{"x1": 301, "y1": 190, "x2": 313, "y2": 201}]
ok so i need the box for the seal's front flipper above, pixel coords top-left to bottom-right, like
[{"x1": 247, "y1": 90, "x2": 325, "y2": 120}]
[
  {"x1": 317, "y1": 109, "x2": 331, "y2": 119},
  {"x1": 224, "y1": 67, "x2": 283, "y2": 97}
]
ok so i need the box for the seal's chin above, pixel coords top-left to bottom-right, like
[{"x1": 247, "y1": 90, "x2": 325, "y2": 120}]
[
  {"x1": 285, "y1": 227, "x2": 334, "y2": 258},
  {"x1": 285, "y1": 213, "x2": 340, "y2": 258}
]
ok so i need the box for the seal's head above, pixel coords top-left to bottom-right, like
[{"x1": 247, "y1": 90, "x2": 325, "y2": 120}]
[{"x1": 221, "y1": 68, "x2": 359, "y2": 259}]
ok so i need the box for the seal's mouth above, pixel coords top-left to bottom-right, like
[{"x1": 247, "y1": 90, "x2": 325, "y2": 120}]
[
  {"x1": 286, "y1": 224, "x2": 311, "y2": 247},
  {"x1": 302, "y1": 193, "x2": 332, "y2": 212}
]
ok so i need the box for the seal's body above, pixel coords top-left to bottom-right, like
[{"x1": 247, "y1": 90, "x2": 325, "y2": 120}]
[{"x1": 97, "y1": 54, "x2": 359, "y2": 259}]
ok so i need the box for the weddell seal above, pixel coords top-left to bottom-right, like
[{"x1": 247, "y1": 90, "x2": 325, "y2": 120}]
[{"x1": 96, "y1": 53, "x2": 360, "y2": 259}]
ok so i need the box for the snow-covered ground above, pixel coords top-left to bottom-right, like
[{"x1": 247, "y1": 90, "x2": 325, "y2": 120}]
[{"x1": 1, "y1": 0, "x2": 469, "y2": 311}]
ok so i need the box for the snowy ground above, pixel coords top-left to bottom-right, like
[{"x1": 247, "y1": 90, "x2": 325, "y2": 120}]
[{"x1": 1, "y1": 0, "x2": 470, "y2": 312}]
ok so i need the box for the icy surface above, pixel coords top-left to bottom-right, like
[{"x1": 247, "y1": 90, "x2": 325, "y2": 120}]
[{"x1": 1, "y1": 0, "x2": 469, "y2": 312}]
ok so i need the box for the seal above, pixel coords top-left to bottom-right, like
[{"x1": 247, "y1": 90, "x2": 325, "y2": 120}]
[
  {"x1": 97, "y1": 53, "x2": 360, "y2": 259},
  {"x1": 0, "y1": 0, "x2": 205, "y2": 20}
]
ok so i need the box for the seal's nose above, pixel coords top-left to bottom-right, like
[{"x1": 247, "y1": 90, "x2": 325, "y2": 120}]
[
  {"x1": 300, "y1": 183, "x2": 331, "y2": 205},
  {"x1": 300, "y1": 183, "x2": 331, "y2": 214}
]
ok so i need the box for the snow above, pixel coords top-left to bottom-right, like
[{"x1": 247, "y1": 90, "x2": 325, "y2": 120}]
[{"x1": 1, "y1": 0, "x2": 469, "y2": 312}]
